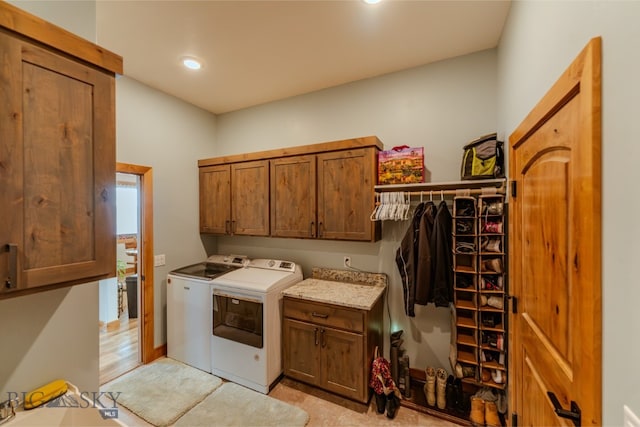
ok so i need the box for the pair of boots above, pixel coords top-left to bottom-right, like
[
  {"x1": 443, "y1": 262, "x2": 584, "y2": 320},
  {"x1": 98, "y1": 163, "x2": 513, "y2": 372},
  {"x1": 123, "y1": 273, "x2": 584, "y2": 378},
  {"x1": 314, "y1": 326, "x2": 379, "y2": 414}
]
[
  {"x1": 470, "y1": 397, "x2": 500, "y2": 427},
  {"x1": 423, "y1": 367, "x2": 448, "y2": 409},
  {"x1": 374, "y1": 391, "x2": 401, "y2": 419}
]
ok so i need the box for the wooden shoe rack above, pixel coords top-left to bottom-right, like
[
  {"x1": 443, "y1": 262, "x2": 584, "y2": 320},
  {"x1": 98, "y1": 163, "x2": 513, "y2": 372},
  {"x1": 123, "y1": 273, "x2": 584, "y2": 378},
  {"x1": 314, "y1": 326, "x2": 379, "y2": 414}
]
[{"x1": 453, "y1": 194, "x2": 507, "y2": 392}]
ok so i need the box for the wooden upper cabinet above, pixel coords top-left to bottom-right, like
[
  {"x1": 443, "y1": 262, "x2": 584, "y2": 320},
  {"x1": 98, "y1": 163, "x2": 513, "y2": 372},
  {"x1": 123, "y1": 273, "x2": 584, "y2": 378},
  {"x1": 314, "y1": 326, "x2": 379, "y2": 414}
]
[
  {"x1": 199, "y1": 136, "x2": 382, "y2": 242},
  {"x1": 317, "y1": 148, "x2": 379, "y2": 241},
  {"x1": 231, "y1": 160, "x2": 270, "y2": 236},
  {"x1": 271, "y1": 155, "x2": 317, "y2": 238},
  {"x1": 200, "y1": 161, "x2": 269, "y2": 236},
  {"x1": 200, "y1": 165, "x2": 231, "y2": 234},
  {"x1": 0, "y1": 8, "x2": 122, "y2": 299}
]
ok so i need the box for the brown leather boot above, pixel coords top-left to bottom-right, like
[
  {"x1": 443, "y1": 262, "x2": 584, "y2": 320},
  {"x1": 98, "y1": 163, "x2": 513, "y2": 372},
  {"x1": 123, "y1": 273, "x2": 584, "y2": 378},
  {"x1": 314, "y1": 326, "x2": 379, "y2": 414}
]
[
  {"x1": 469, "y1": 397, "x2": 485, "y2": 427},
  {"x1": 485, "y1": 400, "x2": 501, "y2": 427}
]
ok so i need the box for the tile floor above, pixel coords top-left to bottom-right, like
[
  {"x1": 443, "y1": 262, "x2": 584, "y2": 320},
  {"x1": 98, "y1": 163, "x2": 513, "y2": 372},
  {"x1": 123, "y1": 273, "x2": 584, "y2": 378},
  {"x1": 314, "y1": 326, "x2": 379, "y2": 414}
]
[{"x1": 107, "y1": 376, "x2": 459, "y2": 427}]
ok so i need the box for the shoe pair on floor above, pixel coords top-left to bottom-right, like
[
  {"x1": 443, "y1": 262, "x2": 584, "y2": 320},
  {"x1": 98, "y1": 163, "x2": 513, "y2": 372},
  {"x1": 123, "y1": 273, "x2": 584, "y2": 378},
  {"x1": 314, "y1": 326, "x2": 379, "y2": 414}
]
[
  {"x1": 470, "y1": 396, "x2": 501, "y2": 427},
  {"x1": 374, "y1": 391, "x2": 400, "y2": 419}
]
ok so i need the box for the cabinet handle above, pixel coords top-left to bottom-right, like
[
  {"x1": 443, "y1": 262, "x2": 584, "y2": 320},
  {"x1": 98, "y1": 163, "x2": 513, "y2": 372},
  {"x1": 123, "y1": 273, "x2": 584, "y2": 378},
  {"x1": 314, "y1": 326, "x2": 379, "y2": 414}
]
[
  {"x1": 314, "y1": 327, "x2": 319, "y2": 346},
  {"x1": 321, "y1": 329, "x2": 326, "y2": 348},
  {"x1": 310, "y1": 221, "x2": 315, "y2": 237},
  {"x1": 5, "y1": 244, "x2": 18, "y2": 289},
  {"x1": 232, "y1": 220, "x2": 236, "y2": 234},
  {"x1": 225, "y1": 220, "x2": 230, "y2": 234},
  {"x1": 318, "y1": 222, "x2": 324, "y2": 238},
  {"x1": 311, "y1": 312, "x2": 328, "y2": 319}
]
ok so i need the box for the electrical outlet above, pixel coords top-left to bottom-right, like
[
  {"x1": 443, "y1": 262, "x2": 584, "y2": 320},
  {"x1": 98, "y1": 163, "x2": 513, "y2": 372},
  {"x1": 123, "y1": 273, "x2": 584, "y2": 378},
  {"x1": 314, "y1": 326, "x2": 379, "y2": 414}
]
[
  {"x1": 154, "y1": 254, "x2": 166, "y2": 267},
  {"x1": 343, "y1": 256, "x2": 351, "y2": 268}
]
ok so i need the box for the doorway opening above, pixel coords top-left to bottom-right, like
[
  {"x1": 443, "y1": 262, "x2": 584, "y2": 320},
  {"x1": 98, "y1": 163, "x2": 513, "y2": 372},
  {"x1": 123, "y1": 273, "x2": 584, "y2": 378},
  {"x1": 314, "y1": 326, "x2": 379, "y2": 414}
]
[{"x1": 99, "y1": 163, "x2": 155, "y2": 384}]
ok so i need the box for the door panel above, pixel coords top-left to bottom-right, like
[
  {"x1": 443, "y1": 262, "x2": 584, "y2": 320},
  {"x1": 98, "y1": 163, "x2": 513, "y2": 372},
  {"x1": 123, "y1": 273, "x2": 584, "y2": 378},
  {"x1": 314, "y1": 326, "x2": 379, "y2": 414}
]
[
  {"x1": 510, "y1": 38, "x2": 601, "y2": 425},
  {"x1": 231, "y1": 160, "x2": 269, "y2": 236},
  {"x1": 321, "y1": 327, "x2": 363, "y2": 400},
  {"x1": 283, "y1": 318, "x2": 319, "y2": 384},
  {"x1": 270, "y1": 155, "x2": 316, "y2": 238},
  {"x1": 199, "y1": 165, "x2": 231, "y2": 234}
]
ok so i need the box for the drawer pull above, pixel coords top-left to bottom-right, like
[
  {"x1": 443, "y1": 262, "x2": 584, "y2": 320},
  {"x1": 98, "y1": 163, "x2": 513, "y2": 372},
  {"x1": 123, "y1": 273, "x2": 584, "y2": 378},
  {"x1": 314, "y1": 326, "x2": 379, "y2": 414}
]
[
  {"x1": 314, "y1": 327, "x2": 319, "y2": 346},
  {"x1": 311, "y1": 312, "x2": 328, "y2": 319}
]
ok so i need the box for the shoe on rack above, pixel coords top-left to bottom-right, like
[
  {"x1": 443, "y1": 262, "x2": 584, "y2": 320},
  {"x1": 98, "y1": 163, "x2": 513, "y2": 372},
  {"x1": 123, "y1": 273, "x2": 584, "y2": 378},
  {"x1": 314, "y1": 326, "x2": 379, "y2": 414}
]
[
  {"x1": 485, "y1": 401, "x2": 501, "y2": 427},
  {"x1": 436, "y1": 368, "x2": 447, "y2": 410},
  {"x1": 483, "y1": 221, "x2": 503, "y2": 233},
  {"x1": 487, "y1": 296, "x2": 504, "y2": 309},
  {"x1": 483, "y1": 201, "x2": 504, "y2": 216},
  {"x1": 491, "y1": 369, "x2": 504, "y2": 384},
  {"x1": 482, "y1": 258, "x2": 503, "y2": 273},
  {"x1": 469, "y1": 397, "x2": 485, "y2": 427},
  {"x1": 480, "y1": 295, "x2": 488, "y2": 306},
  {"x1": 481, "y1": 368, "x2": 492, "y2": 382}
]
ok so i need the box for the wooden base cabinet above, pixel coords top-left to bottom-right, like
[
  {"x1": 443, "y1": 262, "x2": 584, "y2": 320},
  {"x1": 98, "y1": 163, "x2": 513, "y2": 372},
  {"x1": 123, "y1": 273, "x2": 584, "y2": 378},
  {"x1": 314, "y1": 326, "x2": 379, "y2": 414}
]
[{"x1": 283, "y1": 296, "x2": 382, "y2": 403}]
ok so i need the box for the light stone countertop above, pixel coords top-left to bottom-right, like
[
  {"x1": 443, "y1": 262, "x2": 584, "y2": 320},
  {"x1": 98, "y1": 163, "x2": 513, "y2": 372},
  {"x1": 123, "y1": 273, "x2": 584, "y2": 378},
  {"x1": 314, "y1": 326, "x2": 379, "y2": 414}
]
[{"x1": 282, "y1": 278, "x2": 386, "y2": 310}]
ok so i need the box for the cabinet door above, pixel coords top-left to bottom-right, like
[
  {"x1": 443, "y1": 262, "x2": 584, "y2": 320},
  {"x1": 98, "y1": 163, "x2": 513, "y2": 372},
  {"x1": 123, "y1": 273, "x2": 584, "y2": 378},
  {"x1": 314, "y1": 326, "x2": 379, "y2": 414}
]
[
  {"x1": 231, "y1": 160, "x2": 269, "y2": 236},
  {"x1": 320, "y1": 327, "x2": 365, "y2": 401},
  {"x1": 0, "y1": 32, "x2": 115, "y2": 294},
  {"x1": 283, "y1": 318, "x2": 320, "y2": 385},
  {"x1": 270, "y1": 155, "x2": 316, "y2": 238},
  {"x1": 199, "y1": 165, "x2": 231, "y2": 234},
  {"x1": 316, "y1": 148, "x2": 378, "y2": 241}
]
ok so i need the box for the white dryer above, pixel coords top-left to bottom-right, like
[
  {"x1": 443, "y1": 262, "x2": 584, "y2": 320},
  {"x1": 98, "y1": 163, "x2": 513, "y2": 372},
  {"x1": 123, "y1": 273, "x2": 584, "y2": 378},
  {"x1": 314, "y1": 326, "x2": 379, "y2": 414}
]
[{"x1": 210, "y1": 259, "x2": 302, "y2": 394}]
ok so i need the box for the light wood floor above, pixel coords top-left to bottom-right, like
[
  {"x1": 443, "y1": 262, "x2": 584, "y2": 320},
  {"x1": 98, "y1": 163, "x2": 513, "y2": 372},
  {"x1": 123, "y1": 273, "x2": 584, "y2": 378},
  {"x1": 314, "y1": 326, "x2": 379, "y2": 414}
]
[{"x1": 99, "y1": 307, "x2": 141, "y2": 385}]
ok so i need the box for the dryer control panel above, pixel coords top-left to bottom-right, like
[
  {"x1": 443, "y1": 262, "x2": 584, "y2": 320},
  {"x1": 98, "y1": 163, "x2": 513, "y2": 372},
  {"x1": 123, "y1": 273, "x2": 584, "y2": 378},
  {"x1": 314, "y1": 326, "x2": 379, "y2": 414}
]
[{"x1": 249, "y1": 259, "x2": 297, "y2": 272}]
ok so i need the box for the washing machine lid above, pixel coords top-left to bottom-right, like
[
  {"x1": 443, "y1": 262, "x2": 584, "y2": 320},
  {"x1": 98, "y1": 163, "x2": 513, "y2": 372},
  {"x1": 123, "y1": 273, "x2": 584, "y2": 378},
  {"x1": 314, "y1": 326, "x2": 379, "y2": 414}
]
[
  {"x1": 211, "y1": 259, "x2": 302, "y2": 293},
  {"x1": 169, "y1": 254, "x2": 247, "y2": 281}
]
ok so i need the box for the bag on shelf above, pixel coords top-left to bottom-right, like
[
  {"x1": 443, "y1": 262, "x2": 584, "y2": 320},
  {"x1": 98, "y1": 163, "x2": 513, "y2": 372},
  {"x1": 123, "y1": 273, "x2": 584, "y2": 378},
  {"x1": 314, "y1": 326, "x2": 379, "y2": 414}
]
[{"x1": 460, "y1": 133, "x2": 504, "y2": 180}]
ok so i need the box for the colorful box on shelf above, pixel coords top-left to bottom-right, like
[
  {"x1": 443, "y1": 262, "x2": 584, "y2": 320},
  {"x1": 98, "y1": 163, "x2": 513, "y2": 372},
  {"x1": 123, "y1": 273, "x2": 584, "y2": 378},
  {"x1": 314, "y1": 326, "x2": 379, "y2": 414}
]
[{"x1": 377, "y1": 145, "x2": 431, "y2": 185}]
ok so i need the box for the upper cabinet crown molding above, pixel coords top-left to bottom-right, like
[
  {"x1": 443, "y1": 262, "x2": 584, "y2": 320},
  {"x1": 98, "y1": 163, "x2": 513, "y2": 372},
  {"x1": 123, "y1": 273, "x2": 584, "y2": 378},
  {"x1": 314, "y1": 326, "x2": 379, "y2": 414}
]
[
  {"x1": 0, "y1": 1, "x2": 123, "y2": 74},
  {"x1": 198, "y1": 136, "x2": 383, "y2": 167}
]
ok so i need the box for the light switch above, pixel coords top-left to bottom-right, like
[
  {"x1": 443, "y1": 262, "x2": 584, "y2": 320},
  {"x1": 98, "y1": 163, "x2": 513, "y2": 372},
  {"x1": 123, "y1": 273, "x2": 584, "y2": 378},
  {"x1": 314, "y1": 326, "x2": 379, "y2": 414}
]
[{"x1": 154, "y1": 254, "x2": 166, "y2": 267}]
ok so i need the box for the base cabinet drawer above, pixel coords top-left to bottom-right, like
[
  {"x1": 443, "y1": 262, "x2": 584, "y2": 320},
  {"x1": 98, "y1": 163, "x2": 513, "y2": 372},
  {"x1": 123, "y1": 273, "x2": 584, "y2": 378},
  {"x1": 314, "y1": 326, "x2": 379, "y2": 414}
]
[{"x1": 283, "y1": 298, "x2": 364, "y2": 332}]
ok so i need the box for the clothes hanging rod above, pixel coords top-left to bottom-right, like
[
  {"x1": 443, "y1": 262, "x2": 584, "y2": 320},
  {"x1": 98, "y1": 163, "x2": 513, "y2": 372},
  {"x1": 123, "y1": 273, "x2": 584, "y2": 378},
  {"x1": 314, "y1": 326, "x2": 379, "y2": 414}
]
[{"x1": 374, "y1": 178, "x2": 506, "y2": 193}]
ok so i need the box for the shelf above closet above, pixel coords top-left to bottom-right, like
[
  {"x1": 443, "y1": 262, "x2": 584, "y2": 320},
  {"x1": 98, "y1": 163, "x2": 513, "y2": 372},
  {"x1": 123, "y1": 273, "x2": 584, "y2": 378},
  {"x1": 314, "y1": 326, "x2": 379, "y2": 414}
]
[{"x1": 375, "y1": 178, "x2": 506, "y2": 194}]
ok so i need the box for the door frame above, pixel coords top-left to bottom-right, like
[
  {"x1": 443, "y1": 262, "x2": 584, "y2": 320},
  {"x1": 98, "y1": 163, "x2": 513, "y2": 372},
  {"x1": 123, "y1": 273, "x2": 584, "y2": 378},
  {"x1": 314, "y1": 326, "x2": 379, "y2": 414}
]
[{"x1": 116, "y1": 162, "x2": 160, "y2": 363}]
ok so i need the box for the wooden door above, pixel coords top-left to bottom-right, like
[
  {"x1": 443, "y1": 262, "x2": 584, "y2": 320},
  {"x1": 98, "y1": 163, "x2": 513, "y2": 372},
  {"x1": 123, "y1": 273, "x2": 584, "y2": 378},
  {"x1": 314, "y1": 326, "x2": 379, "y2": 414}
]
[
  {"x1": 283, "y1": 318, "x2": 320, "y2": 385},
  {"x1": 199, "y1": 165, "x2": 231, "y2": 234},
  {"x1": 316, "y1": 148, "x2": 378, "y2": 241},
  {"x1": 0, "y1": 31, "x2": 115, "y2": 294},
  {"x1": 270, "y1": 155, "x2": 317, "y2": 238},
  {"x1": 231, "y1": 160, "x2": 269, "y2": 236},
  {"x1": 321, "y1": 327, "x2": 364, "y2": 402},
  {"x1": 509, "y1": 38, "x2": 601, "y2": 426}
]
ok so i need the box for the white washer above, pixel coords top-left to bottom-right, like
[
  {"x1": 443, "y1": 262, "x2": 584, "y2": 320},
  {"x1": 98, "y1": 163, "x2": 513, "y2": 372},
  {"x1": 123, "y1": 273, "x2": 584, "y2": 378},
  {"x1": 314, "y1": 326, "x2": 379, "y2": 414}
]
[
  {"x1": 167, "y1": 255, "x2": 247, "y2": 373},
  {"x1": 210, "y1": 259, "x2": 302, "y2": 394}
]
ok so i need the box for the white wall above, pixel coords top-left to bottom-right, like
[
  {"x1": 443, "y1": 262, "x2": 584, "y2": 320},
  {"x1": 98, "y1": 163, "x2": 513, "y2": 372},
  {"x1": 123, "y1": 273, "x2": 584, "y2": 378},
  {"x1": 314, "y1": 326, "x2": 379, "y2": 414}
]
[
  {"x1": 497, "y1": 1, "x2": 640, "y2": 425},
  {"x1": 0, "y1": 0, "x2": 100, "y2": 398},
  {"x1": 114, "y1": 76, "x2": 218, "y2": 346},
  {"x1": 215, "y1": 49, "x2": 498, "y2": 372}
]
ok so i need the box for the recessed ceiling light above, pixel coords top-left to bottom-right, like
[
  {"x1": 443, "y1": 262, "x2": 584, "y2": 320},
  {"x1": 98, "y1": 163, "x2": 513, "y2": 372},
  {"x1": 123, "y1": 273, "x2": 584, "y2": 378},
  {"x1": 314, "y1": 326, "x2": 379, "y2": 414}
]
[
  {"x1": 182, "y1": 57, "x2": 202, "y2": 70},
  {"x1": 363, "y1": 0, "x2": 382, "y2": 4}
]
